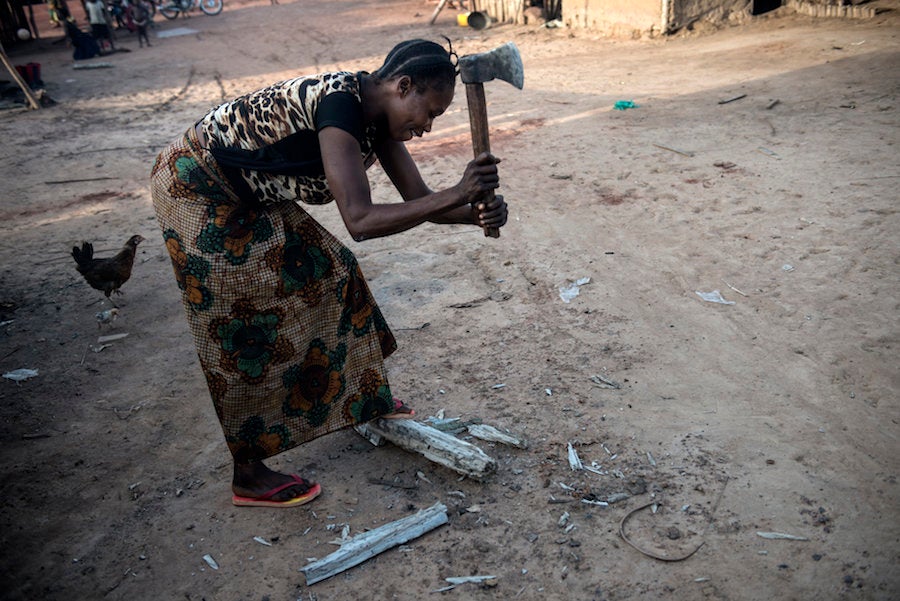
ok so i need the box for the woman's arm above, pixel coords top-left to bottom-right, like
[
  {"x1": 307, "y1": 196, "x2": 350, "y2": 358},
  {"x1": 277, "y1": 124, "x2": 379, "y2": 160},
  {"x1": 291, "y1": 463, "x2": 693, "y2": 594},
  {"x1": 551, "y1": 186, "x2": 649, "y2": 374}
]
[
  {"x1": 320, "y1": 127, "x2": 500, "y2": 240},
  {"x1": 375, "y1": 136, "x2": 506, "y2": 227},
  {"x1": 375, "y1": 137, "x2": 470, "y2": 224}
]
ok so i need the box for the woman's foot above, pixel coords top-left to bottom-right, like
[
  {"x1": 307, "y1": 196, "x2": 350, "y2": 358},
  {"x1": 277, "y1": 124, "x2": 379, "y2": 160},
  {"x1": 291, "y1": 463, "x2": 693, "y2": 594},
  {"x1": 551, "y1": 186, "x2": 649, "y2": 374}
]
[
  {"x1": 232, "y1": 460, "x2": 321, "y2": 507},
  {"x1": 382, "y1": 397, "x2": 415, "y2": 420}
]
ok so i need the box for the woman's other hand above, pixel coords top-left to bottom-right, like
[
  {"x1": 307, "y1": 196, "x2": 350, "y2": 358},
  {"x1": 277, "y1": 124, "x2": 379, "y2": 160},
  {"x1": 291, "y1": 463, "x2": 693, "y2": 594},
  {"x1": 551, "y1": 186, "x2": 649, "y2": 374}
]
[
  {"x1": 472, "y1": 194, "x2": 508, "y2": 230},
  {"x1": 458, "y1": 152, "x2": 500, "y2": 204}
]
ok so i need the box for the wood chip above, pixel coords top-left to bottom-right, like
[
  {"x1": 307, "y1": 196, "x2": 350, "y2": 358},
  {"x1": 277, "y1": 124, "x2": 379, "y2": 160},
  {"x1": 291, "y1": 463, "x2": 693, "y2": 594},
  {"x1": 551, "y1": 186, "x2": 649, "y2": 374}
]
[
  {"x1": 756, "y1": 531, "x2": 809, "y2": 541},
  {"x1": 567, "y1": 443, "x2": 584, "y2": 471},
  {"x1": 467, "y1": 424, "x2": 528, "y2": 449},
  {"x1": 590, "y1": 374, "x2": 621, "y2": 389}
]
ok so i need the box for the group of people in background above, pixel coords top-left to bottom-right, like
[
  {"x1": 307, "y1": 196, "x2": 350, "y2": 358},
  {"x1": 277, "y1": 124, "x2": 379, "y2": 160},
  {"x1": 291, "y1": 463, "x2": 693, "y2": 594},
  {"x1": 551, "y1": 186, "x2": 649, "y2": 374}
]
[
  {"x1": 86, "y1": 0, "x2": 154, "y2": 49},
  {"x1": 52, "y1": 0, "x2": 155, "y2": 56}
]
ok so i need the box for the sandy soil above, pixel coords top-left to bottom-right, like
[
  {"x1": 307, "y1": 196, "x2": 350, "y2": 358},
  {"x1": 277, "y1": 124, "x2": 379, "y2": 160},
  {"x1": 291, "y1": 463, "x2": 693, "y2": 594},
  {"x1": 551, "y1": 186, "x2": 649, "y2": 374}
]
[{"x1": 1, "y1": 1, "x2": 898, "y2": 599}]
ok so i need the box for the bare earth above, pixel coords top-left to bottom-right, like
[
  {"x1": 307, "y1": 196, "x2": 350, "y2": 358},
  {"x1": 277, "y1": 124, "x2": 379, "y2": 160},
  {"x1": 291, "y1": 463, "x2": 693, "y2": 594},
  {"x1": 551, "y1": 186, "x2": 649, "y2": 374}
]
[{"x1": 1, "y1": 1, "x2": 898, "y2": 599}]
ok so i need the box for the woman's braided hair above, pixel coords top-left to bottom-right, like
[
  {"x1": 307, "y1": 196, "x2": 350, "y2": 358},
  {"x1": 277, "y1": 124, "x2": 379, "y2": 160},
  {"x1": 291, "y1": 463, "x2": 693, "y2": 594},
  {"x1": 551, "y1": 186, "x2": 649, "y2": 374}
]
[{"x1": 371, "y1": 38, "x2": 459, "y2": 94}]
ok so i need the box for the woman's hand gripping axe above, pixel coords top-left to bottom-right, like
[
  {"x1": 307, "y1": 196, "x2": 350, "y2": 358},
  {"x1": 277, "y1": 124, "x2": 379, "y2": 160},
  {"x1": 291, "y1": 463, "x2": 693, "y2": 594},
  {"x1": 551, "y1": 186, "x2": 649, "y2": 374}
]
[{"x1": 459, "y1": 42, "x2": 524, "y2": 238}]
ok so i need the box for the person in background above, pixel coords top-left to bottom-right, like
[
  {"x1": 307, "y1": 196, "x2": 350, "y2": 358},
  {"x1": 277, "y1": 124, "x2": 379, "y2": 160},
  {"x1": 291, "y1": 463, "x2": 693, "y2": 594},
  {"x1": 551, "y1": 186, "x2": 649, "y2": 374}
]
[
  {"x1": 130, "y1": 0, "x2": 151, "y2": 47},
  {"x1": 108, "y1": 0, "x2": 134, "y2": 31},
  {"x1": 47, "y1": 0, "x2": 70, "y2": 27},
  {"x1": 85, "y1": 0, "x2": 115, "y2": 51},
  {"x1": 65, "y1": 19, "x2": 101, "y2": 60},
  {"x1": 150, "y1": 39, "x2": 507, "y2": 508}
]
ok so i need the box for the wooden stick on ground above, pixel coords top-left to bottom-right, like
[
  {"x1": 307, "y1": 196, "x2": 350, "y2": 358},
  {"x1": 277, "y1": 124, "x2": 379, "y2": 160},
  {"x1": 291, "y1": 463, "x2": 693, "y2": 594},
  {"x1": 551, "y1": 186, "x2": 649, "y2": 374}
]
[
  {"x1": 356, "y1": 418, "x2": 497, "y2": 481},
  {"x1": 301, "y1": 502, "x2": 449, "y2": 585},
  {"x1": 44, "y1": 176, "x2": 119, "y2": 184}
]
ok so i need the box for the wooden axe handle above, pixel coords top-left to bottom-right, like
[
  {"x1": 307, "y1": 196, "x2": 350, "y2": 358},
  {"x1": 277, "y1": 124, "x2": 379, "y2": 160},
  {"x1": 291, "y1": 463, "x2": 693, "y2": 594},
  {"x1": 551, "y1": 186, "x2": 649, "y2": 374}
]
[{"x1": 465, "y1": 82, "x2": 500, "y2": 238}]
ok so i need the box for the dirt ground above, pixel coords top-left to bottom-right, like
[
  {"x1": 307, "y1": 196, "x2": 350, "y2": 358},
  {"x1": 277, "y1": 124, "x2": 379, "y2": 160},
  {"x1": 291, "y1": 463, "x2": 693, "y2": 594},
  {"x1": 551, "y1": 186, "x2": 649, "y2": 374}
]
[{"x1": 1, "y1": 1, "x2": 898, "y2": 599}]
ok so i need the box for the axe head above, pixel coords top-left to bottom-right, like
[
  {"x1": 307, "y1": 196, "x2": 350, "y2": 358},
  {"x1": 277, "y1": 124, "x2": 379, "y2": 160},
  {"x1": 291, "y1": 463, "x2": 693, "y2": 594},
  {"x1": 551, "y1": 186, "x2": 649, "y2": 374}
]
[{"x1": 458, "y1": 42, "x2": 524, "y2": 89}]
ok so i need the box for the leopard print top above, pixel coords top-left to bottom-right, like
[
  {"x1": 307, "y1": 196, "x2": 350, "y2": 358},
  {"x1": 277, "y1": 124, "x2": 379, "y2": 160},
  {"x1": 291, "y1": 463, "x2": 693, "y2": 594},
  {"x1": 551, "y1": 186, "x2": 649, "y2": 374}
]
[{"x1": 196, "y1": 71, "x2": 378, "y2": 206}]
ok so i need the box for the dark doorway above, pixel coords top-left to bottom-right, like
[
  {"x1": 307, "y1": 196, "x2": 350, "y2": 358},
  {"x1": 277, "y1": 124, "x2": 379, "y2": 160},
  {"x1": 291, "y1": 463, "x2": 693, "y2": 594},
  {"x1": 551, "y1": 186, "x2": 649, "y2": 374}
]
[{"x1": 753, "y1": 0, "x2": 783, "y2": 15}]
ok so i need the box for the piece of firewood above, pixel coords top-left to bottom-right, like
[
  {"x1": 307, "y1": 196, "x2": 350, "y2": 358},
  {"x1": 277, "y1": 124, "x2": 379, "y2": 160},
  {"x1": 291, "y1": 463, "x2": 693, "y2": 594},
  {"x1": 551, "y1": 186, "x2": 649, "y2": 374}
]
[
  {"x1": 466, "y1": 423, "x2": 528, "y2": 449},
  {"x1": 356, "y1": 419, "x2": 497, "y2": 481},
  {"x1": 301, "y1": 502, "x2": 449, "y2": 585}
]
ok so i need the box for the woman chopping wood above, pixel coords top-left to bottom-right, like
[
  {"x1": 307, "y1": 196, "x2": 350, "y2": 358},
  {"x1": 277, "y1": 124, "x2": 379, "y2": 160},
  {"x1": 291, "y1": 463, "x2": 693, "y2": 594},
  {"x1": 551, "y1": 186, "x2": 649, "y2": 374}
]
[{"x1": 150, "y1": 39, "x2": 507, "y2": 507}]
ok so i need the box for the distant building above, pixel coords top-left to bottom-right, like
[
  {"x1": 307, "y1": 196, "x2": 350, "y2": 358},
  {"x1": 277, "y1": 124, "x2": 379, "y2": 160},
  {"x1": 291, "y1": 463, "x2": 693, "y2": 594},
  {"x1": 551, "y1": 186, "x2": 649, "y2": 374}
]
[{"x1": 477, "y1": 1, "x2": 874, "y2": 36}]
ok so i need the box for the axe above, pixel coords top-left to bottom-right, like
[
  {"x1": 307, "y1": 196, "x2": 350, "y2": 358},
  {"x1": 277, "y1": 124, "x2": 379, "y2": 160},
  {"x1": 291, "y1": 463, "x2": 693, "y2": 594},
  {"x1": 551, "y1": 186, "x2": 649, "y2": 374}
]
[{"x1": 459, "y1": 42, "x2": 524, "y2": 238}]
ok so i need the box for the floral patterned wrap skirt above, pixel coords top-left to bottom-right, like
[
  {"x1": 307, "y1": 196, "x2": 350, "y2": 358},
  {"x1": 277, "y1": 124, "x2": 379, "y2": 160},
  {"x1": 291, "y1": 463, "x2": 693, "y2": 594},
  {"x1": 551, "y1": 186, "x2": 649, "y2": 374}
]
[{"x1": 150, "y1": 127, "x2": 397, "y2": 462}]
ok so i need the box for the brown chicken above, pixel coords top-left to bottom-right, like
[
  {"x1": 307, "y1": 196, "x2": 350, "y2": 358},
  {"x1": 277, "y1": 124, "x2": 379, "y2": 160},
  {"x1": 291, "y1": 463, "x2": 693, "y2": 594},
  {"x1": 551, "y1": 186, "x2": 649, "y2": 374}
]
[{"x1": 72, "y1": 235, "x2": 145, "y2": 304}]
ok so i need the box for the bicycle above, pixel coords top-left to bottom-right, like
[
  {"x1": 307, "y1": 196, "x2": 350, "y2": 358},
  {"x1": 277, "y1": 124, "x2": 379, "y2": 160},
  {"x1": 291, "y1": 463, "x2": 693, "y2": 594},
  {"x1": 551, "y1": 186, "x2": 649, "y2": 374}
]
[{"x1": 157, "y1": 0, "x2": 223, "y2": 19}]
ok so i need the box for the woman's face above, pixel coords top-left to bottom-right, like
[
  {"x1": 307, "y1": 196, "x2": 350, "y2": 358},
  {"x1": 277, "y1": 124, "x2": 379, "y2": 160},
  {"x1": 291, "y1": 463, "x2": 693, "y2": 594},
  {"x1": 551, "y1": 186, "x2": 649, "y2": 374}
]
[{"x1": 386, "y1": 77, "x2": 454, "y2": 142}]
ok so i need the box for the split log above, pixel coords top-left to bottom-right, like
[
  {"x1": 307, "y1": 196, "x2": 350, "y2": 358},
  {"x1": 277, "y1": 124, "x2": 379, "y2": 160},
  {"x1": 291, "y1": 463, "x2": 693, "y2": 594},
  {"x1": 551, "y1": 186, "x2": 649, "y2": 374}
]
[
  {"x1": 301, "y1": 502, "x2": 449, "y2": 585},
  {"x1": 356, "y1": 419, "x2": 497, "y2": 481}
]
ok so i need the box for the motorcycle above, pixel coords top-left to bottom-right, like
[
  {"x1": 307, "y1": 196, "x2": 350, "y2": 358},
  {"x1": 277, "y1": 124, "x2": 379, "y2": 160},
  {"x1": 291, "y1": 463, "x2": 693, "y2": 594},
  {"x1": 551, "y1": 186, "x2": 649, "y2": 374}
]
[{"x1": 157, "y1": 0, "x2": 223, "y2": 19}]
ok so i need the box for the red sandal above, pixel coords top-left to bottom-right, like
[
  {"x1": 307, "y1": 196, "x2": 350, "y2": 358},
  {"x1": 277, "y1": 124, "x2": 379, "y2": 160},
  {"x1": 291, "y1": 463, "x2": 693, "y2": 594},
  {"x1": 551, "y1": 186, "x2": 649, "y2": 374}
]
[
  {"x1": 232, "y1": 474, "x2": 322, "y2": 508},
  {"x1": 382, "y1": 397, "x2": 415, "y2": 420}
]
